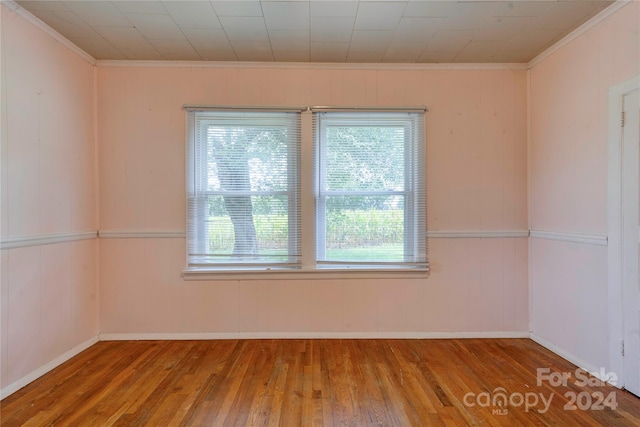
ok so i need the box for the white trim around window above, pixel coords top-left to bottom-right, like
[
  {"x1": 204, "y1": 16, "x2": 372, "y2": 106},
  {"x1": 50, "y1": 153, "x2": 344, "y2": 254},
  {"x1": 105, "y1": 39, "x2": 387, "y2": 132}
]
[{"x1": 183, "y1": 105, "x2": 429, "y2": 277}]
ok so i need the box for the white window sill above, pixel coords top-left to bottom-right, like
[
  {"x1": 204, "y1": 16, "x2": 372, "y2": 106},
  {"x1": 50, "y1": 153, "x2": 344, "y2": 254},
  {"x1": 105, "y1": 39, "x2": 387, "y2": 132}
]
[{"x1": 182, "y1": 266, "x2": 429, "y2": 281}]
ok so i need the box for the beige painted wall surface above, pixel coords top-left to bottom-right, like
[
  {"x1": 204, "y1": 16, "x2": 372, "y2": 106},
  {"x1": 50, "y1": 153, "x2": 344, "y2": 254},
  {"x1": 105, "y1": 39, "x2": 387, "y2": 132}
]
[
  {"x1": 98, "y1": 65, "x2": 529, "y2": 335},
  {"x1": 529, "y1": 2, "x2": 639, "y2": 370},
  {"x1": 0, "y1": 5, "x2": 98, "y2": 389}
]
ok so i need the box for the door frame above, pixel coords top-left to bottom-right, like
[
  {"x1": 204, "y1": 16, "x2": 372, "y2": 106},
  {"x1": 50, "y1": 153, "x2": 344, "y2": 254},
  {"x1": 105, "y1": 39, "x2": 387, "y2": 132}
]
[{"x1": 608, "y1": 75, "x2": 640, "y2": 389}]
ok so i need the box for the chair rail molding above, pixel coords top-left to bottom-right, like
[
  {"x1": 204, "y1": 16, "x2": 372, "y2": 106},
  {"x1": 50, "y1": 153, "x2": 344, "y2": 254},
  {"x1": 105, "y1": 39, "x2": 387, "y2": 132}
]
[
  {"x1": 530, "y1": 230, "x2": 608, "y2": 246},
  {"x1": 0, "y1": 231, "x2": 98, "y2": 250}
]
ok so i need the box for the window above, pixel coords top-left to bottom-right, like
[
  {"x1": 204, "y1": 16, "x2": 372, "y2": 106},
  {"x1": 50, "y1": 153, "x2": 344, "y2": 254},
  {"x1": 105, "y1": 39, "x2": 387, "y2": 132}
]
[
  {"x1": 313, "y1": 111, "x2": 427, "y2": 268},
  {"x1": 186, "y1": 109, "x2": 301, "y2": 268},
  {"x1": 185, "y1": 106, "x2": 427, "y2": 275}
]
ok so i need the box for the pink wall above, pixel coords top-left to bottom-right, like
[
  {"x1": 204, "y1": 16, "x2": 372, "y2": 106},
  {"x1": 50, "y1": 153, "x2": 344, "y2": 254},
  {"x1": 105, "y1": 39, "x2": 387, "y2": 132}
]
[
  {"x1": 530, "y1": 2, "x2": 639, "y2": 370},
  {"x1": 97, "y1": 65, "x2": 529, "y2": 335},
  {"x1": 3, "y1": 0, "x2": 636, "y2": 400},
  {"x1": 99, "y1": 238, "x2": 528, "y2": 335},
  {"x1": 0, "y1": 5, "x2": 98, "y2": 391},
  {"x1": 0, "y1": 1, "x2": 531, "y2": 396}
]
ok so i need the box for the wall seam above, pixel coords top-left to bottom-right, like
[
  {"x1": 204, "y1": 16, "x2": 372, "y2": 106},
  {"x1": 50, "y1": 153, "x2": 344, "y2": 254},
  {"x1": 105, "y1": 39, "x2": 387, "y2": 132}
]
[
  {"x1": 93, "y1": 64, "x2": 101, "y2": 338},
  {"x1": 526, "y1": 68, "x2": 533, "y2": 335}
]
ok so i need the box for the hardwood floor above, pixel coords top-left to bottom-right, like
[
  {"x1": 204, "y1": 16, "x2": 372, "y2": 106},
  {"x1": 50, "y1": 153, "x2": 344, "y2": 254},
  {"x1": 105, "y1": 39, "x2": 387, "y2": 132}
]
[{"x1": 1, "y1": 339, "x2": 639, "y2": 426}]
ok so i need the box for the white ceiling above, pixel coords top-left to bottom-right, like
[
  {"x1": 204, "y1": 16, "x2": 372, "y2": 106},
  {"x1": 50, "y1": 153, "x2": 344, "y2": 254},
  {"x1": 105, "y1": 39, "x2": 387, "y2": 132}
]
[{"x1": 14, "y1": 0, "x2": 615, "y2": 63}]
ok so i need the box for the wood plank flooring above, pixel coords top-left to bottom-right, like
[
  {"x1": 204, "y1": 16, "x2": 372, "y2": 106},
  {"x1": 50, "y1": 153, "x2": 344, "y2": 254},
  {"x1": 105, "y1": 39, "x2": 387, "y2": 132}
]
[{"x1": 1, "y1": 339, "x2": 639, "y2": 426}]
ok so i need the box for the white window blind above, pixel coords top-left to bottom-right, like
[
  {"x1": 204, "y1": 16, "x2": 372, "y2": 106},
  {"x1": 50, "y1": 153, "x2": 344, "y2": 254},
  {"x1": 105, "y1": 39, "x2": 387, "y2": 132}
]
[
  {"x1": 313, "y1": 111, "x2": 427, "y2": 268},
  {"x1": 186, "y1": 110, "x2": 301, "y2": 268}
]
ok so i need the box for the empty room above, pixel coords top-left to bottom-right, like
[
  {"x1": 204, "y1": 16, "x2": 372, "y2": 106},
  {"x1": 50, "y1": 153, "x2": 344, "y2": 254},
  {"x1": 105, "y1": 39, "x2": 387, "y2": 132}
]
[{"x1": 1, "y1": 0, "x2": 640, "y2": 425}]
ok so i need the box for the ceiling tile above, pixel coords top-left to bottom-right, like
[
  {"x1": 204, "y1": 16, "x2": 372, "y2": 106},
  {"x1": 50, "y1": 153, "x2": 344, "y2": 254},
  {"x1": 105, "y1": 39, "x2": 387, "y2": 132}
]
[
  {"x1": 269, "y1": 31, "x2": 310, "y2": 50},
  {"x1": 504, "y1": 29, "x2": 564, "y2": 52},
  {"x1": 119, "y1": 47, "x2": 164, "y2": 60},
  {"x1": 393, "y1": 17, "x2": 442, "y2": 42},
  {"x1": 438, "y1": 1, "x2": 500, "y2": 30},
  {"x1": 125, "y1": 13, "x2": 185, "y2": 40},
  {"x1": 262, "y1": 1, "x2": 309, "y2": 31},
  {"x1": 427, "y1": 30, "x2": 475, "y2": 52},
  {"x1": 182, "y1": 28, "x2": 233, "y2": 51},
  {"x1": 493, "y1": 1, "x2": 555, "y2": 18},
  {"x1": 490, "y1": 50, "x2": 539, "y2": 63},
  {"x1": 67, "y1": 37, "x2": 126, "y2": 59},
  {"x1": 403, "y1": 1, "x2": 455, "y2": 18},
  {"x1": 311, "y1": 41, "x2": 349, "y2": 62},
  {"x1": 162, "y1": 1, "x2": 221, "y2": 29},
  {"x1": 310, "y1": 1, "x2": 358, "y2": 17},
  {"x1": 113, "y1": 1, "x2": 169, "y2": 15},
  {"x1": 354, "y1": 2, "x2": 406, "y2": 31},
  {"x1": 26, "y1": 10, "x2": 101, "y2": 39},
  {"x1": 454, "y1": 40, "x2": 511, "y2": 62},
  {"x1": 16, "y1": 1, "x2": 71, "y2": 12},
  {"x1": 94, "y1": 26, "x2": 157, "y2": 50},
  {"x1": 149, "y1": 39, "x2": 201, "y2": 60},
  {"x1": 532, "y1": 1, "x2": 603, "y2": 30},
  {"x1": 273, "y1": 51, "x2": 310, "y2": 62},
  {"x1": 349, "y1": 31, "x2": 394, "y2": 51},
  {"x1": 211, "y1": 1, "x2": 263, "y2": 17},
  {"x1": 418, "y1": 50, "x2": 458, "y2": 63},
  {"x1": 220, "y1": 17, "x2": 269, "y2": 41},
  {"x1": 363, "y1": 0, "x2": 412, "y2": 4},
  {"x1": 347, "y1": 50, "x2": 385, "y2": 63},
  {"x1": 474, "y1": 17, "x2": 536, "y2": 42},
  {"x1": 231, "y1": 41, "x2": 274, "y2": 61},
  {"x1": 193, "y1": 49, "x2": 238, "y2": 61},
  {"x1": 63, "y1": 1, "x2": 132, "y2": 27},
  {"x1": 310, "y1": 17, "x2": 355, "y2": 42},
  {"x1": 311, "y1": 52, "x2": 347, "y2": 62},
  {"x1": 14, "y1": 0, "x2": 617, "y2": 63},
  {"x1": 383, "y1": 42, "x2": 426, "y2": 62}
]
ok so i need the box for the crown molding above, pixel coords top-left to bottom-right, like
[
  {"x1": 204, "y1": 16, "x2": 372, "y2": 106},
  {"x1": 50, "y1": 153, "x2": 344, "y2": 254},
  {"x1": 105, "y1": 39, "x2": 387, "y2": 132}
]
[
  {"x1": 1, "y1": 0, "x2": 96, "y2": 65},
  {"x1": 528, "y1": 0, "x2": 631, "y2": 69},
  {"x1": 96, "y1": 59, "x2": 528, "y2": 71}
]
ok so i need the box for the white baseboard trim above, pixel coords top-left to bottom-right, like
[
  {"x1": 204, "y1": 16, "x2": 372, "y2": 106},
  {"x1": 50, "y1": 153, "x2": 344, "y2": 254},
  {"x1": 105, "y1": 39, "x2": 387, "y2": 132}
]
[
  {"x1": 99, "y1": 331, "x2": 530, "y2": 341},
  {"x1": 529, "y1": 333, "x2": 621, "y2": 388},
  {"x1": 0, "y1": 336, "x2": 99, "y2": 399}
]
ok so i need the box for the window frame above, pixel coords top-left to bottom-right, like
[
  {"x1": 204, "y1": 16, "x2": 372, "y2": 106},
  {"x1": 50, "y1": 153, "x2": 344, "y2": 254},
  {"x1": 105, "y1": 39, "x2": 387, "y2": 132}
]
[
  {"x1": 313, "y1": 110, "x2": 427, "y2": 269},
  {"x1": 185, "y1": 107, "x2": 303, "y2": 270},
  {"x1": 183, "y1": 106, "x2": 428, "y2": 280}
]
